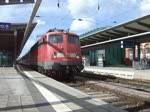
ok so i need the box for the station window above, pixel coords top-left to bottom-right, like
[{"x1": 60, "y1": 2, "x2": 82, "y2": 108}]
[
  {"x1": 146, "y1": 48, "x2": 150, "y2": 59},
  {"x1": 129, "y1": 49, "x2": 133, "y2": 60},
  {"x1": 68, "y1": 36, "x2": 80, "y2": 44},
  {"x1": 49, "y1": 35, "x2": 63, "y2": 43},
  {"x1": 140, "y1": 48, "x2": 143, "y2": 59}
]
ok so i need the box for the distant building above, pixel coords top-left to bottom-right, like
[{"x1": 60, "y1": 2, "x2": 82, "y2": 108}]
[{"x1": 126, "y1": 42, "x2": 150, "y2": 60}]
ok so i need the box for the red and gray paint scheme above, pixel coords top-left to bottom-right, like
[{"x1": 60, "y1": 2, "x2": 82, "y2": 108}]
[{"x1": 19, "y1": 29, "x2": 84, "y2": 80}]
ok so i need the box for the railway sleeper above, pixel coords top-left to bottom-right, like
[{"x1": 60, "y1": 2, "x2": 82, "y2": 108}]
[
  {"x1": 111, "y1": 101, "x2": 131, "y2": 107},
  {"x1": 124, "y1": 102, "x2": 150, "y2": 112},
  {"x1": 99, "y1": 96, "x2": 120, "y2": 103},
  {"x1": 85, "y1": 81, "x2": 150, "y2": 103},
  {"x1": 121, "y1": 104, "x2": 140, "y2": 110}
]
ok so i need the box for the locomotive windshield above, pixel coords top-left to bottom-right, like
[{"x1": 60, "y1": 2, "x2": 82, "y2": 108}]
[
  {"x1": 68, "y1": 36, "x2": 80, "y2": 44},
  {"x1": 49, "y1": 35, "x2": 63, "y2": 43}
]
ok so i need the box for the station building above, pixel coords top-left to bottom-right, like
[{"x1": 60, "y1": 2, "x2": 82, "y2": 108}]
[
  {"x1": 0, "y1": 23, "x2": 36, "y2": 67},
  {"x1": 126, "y1": 42, "x2": 150, "y2": 60},
  {"x1": 80, "y1": 14, "x2": 150, "y2": 68}
]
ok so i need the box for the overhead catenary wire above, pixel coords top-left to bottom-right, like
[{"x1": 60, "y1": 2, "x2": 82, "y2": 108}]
[
  {"x1": 95, "y1": 2, "x2": 150, "y2": 27},
  {"x1": 53, "y1": 0, "x2": 130, "y2": 31},
  {"x1": 52, "y1": 0, "x2": 72, "y2": 29},
  {"x1": 80, "y1": 1, "x2": 150, "y2": 34},
  {"x1": 53, "y1": 0, "x2": 102, "y2": 29},
  {"x1": 57, "y1": 0, "x2": 60, "y2": 8},
  {"x1": 52, "y1": 0, "x2": 112, "y2": 29}
]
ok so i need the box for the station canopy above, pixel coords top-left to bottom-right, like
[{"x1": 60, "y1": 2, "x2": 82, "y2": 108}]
[
  {"x1": 80, "y1": 14, "x2": 150, "y2": 50},
  {"x1": 0, "y1": 23, "x2": 37, "y2": 58}
]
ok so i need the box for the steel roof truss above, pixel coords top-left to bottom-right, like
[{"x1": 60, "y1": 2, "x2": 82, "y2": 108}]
[
  {"x1": 136, "y1": 22, "x2": 150, "y2": 29},
  {"x1": 106, "y1": 32, "x2": 123, "y2": 37},
  {"x1": 124, "y1": 26, "x2": 145, "y2": 33},
  {"x1": 88, "y1": 38, "x2": 101, "y2": 41},
  {"x1": 112, "y1": 29, "x2": 134, "y2": 35},
  {"x1": 99, "y1": 34, "x2": 116, "y2": 39},
  {"x1": 81, "y1": 40, "x2": 94, "y2": 45},
  {"x1": 83, "y1": 38, "x2": 96, "y2": 42},
  {"x1": 91, "y1": 36, "x2": 106, "y2": 40},
  {"x1": 87, "y1": 37, "x2": 105, "y2": 42},
  {"x1": 95, "y1": 35, "x2": 111, "y2": 39}
]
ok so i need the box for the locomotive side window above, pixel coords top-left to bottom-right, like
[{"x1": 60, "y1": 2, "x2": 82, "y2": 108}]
[
  {"x1": 68, "y1": 36, "x2": 79, "y2": 44},
  {"x1": 49, "y1": 35, "x2": 63, "y2": 43}
]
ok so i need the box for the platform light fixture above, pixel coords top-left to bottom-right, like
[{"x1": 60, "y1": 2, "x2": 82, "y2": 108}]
[{"x1": 0, "y1": 0, "x2": 34, "y2": 5}]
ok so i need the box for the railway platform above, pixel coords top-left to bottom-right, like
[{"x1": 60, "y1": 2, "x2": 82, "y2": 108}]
[
  {"x1": 83, "y1": 66, "x2": 150, "y2": 81},
  {"x1": 0, "y1": 65, "x2": 126, "y2": 112}
]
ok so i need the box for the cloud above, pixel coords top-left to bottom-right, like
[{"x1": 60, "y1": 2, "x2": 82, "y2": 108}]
[
  {"x1": 70, "y1": 19, "x2": 95, "y2": 33},
  {"x1": 139, "y1": 0, "x2": 150, "y2": 16},
  {"x1": 67, "y1": 0, "x2": 99, "y2": 33},
  {"x1": 67, "y1": 0, "x2": 150, "y2": 34},
  {"x1": 67, "y1": 0, "x2": 99, "y2": 19},
  {"x1": 36, "y1": 19, "x2": 46, "y2": 25},
  {"x1": 67, "y1": 0, "x2": 137, "y2": 33}
]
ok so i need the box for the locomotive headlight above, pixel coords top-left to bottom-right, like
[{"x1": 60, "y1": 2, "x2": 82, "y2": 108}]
[
  {"x1": 54, "y1": 55, "x2": 57, "y2": 58},
  {"x1": 76, "y1": 56, "x2": 79, "y2": 59},
  {"x1": 76, "y1": 52, "x2": 80, "y2": 59}
]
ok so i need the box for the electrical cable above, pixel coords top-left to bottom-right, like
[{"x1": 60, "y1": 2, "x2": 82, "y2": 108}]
[{"x1": 95, "y1": 2, "x2": 150, "y2": 27}]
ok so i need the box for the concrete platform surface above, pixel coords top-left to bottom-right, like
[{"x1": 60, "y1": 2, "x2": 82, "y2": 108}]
[
  {"x1": 83, "y1": 66, "x2": 150, "y2": 81},
  {"x1": 0, "y1": 66, "x2": 126, "y2": 112}
]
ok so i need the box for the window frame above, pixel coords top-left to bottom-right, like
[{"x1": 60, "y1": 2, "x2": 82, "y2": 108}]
[
  {"x1": 48, "y1": 35, "x2": 64, "y2": 44},
  {"x1": 68, "y1": 35, "x2": 80, "y2": 44}
]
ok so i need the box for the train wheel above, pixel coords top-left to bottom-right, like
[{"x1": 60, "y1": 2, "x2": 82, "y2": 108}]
[
  {"x1": 48, "y1": 70, "x2": 52, "y2": 78},
  {"x1": 45, "y1": 70, "x2": 48, "y2": 76},
  {"x1": 37, "y1": 66, "x2": 40, "y2": 73},
  {"x1": 54, "y1": 71, "x2": 58, "y2": 80},
  {"x1": 52, "y1": 71, "x2": 56, "y2": 79},
  {"x1": 56, "y1": 71, "x2": 60, "y2": 81},
  {"x1": 59, "y1": 72, "x2": 63, "y2": 81},
  {"x1": 41, "y1": 67, "x2": 44, "y2": 74},
  {"x1": 68, "y1": 73, "x2": 75, "y2": 82},
  {"x1": 55, "y1": 71, "x2": 58, "y2": 80},
  {"x1": 44, "y1": 69, "x2": 47, "y2": 75},
  {"x1": 57, "y1": 72, "x2": 60, "y2": 81}
]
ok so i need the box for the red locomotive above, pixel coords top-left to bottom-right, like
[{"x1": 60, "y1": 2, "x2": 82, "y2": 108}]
[{"x1": 20, "y1": 29, "x2": 84, "y2": 80}]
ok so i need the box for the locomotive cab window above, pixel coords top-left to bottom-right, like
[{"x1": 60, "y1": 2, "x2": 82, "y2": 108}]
[
  {"x1": 49, "y1": 35, "x2": 63, "y2": 43},
  {"x1": 68, "y1": 36, "x2": 79, "y2": 44}
]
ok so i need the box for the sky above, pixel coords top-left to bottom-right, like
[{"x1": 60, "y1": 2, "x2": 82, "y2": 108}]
[{"x1": 0, "y1": 0, "x2": 150, "y2": 57}]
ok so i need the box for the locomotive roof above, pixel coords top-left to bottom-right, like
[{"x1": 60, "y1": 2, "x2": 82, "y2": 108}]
[
  {"x1": 21, "y1": 30, "x2": 79, "y2": 59},
  {"x1": 46, "y1": 30, "x2": 78, "y2": 36}
]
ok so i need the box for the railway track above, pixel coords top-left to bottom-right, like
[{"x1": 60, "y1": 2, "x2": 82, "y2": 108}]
[
  {"x1": 78, "y1": 72, "x2": 150, "y2": 92},
  {"x1": 64, "y1": 72, "x2": 150, "y2": 112}
]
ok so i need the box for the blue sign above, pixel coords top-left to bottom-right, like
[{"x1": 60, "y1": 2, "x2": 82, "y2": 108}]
[
  {"x1": 0, "y1": 23, "x2": 11, "y2": 30},
  {"x1": 121, "y1": 41, "x2": 135, "y2": 48}
]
